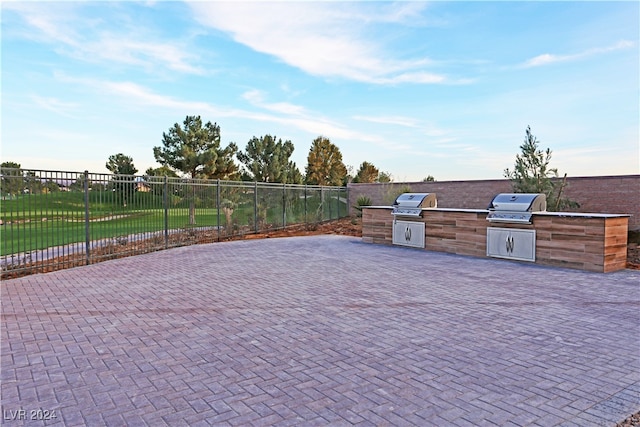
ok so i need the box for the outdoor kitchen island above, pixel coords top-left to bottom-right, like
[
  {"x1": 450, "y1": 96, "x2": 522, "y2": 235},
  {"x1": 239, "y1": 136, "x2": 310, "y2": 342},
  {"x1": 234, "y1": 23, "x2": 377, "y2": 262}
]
[{"x1": 362, "y1": 206, "x2": 629, "y2": 273}]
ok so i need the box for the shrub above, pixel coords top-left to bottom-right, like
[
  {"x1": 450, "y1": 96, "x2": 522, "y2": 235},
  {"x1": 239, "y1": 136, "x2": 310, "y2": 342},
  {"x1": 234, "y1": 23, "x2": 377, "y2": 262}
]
[{"x1": 353, "y1": 195, "x2": 372, "y2": 217}]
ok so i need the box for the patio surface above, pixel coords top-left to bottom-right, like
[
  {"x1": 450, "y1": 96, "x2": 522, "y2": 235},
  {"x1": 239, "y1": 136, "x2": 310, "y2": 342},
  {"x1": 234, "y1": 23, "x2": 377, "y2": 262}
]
[{"x1": 1, "y1": 235, "x2": 639, "y2": 426}]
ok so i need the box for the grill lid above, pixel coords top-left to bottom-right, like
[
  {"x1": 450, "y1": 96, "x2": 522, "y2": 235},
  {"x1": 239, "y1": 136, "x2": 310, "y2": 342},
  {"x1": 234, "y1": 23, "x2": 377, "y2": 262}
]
[
  {"x1": 487, "y1": 193, "x2": 546, "y2": 224},
  {"x1": 392, "y1": 193, "x2": 437, "y2": 217},
  {"x1": 488, "y1": 193, "x2": 546, "y2": 212},
  {"x1": 394, "y1": 193, "x2": 437, "y2": 209}
]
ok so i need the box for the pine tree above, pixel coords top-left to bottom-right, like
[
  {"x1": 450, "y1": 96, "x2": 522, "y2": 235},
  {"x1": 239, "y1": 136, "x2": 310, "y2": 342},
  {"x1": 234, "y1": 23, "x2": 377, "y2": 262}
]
[
  {"x1": 304, "y1": 137, "x2": 347, "y2": 186},
  {"x1": 352, "y1": 161, "x2": 380, "y2": 183},
  {"x1": 504, "y1": 126, "x2": 579, "y2": 211}
]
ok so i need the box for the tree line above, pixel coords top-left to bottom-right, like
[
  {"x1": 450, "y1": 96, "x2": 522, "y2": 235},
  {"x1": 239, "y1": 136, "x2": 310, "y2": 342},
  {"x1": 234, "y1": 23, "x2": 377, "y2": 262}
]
[
  {"x1": 106, "y1": 115, "x2": 393, "y2": 187},
  {"x1": 2, "y1": 117, "x2": 577, "y2": 211}
]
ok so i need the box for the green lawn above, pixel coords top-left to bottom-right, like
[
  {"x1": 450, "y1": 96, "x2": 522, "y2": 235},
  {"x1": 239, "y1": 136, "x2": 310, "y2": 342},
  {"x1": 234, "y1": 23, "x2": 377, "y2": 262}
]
[
  {"x1": 1, "y1": 190, "x2": 346, "y2": 256},
  {"x1": 1, "y1": 191, "x2": 219, "y2": 255}
]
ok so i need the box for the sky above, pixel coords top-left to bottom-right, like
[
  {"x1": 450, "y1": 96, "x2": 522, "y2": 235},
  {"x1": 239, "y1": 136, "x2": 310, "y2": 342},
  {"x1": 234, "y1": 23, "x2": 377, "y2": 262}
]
[{"x1": 1, "y1": 1, "x2": 638, "y2": 182}]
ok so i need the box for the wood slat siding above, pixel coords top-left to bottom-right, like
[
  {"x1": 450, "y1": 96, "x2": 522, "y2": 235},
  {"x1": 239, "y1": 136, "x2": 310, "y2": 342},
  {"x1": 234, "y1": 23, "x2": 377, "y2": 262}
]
[
  {"x1": 361, "y1": 209, "x2": 393, "y2": 244},
  {"x1": 604, "y1": 217, "x2": 630, "y2": 273},
  {"x1": 361, "y1": 207, "x2": 629, "y2": 273},
  {"x1": 424, "y1": 211, "x2": 487, "y2": 257}
]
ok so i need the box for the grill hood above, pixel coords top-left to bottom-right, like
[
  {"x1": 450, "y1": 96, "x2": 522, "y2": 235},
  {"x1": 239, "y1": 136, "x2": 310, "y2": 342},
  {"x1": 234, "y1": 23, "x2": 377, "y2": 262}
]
[
  {"x1": 392, "y1": 193, "x2": 437, "y2": 217},
  {"x1": 487, "y1": 193, "x2": 546, "y2": 224}
]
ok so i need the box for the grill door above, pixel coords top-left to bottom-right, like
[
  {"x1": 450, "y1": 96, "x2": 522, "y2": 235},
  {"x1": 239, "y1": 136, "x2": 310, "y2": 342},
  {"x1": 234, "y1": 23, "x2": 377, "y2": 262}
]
[
  {"x1": 486, "y1": 227, "x2": 536, "y2": 262},
  {"x1": 393, "y1": 220, "x2": 425, "y2": 248}
]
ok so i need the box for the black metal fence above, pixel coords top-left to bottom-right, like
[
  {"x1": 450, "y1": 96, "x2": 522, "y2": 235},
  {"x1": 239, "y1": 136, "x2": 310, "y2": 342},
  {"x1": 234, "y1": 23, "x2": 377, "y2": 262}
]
[{"x1": 1, "y1": 169, "x2": 349, "y2": 278}]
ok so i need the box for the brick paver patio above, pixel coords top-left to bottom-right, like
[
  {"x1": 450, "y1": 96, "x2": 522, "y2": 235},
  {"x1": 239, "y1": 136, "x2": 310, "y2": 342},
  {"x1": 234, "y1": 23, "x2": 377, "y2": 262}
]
[{"x1": 1, "y1": 235, "x2": 639, "y2": 426}]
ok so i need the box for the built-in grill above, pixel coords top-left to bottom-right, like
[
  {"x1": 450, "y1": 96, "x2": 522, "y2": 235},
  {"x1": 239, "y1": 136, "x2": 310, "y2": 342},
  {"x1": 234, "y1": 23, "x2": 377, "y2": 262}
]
[
  {"x1": 392, "y1": 193, "x2": 437, "y2": 217},
  {"x1": 486, "y1": 193, "x2": 546, "y2": 224}
]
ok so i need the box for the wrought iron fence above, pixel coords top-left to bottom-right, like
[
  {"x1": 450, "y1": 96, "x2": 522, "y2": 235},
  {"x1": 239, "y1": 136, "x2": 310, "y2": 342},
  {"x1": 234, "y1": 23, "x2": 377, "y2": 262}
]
[{"x1": 1, "y1": 169, "x2": 349, "y2": 278}]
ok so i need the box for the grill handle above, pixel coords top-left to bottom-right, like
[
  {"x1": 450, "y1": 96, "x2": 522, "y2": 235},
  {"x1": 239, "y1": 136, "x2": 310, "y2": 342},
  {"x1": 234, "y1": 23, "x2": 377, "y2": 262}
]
[{"x1": 505, "y1": 235, "x2": 515, "y2": 253}]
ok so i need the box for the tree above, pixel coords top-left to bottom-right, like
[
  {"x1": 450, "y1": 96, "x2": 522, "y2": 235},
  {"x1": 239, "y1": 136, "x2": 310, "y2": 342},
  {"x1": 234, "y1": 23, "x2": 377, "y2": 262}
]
[
  {"x1": 504, "y1": 126, "x2": 579, "y2": 211},
  {"x1": 352, "y1": 161, "x2": 379, "y2": 183},
  {"x1": 304, "y1": 136, "x2": 347, "y2": 186},
  {"x1": 153, "y1": 115, "x2": 239, "y2": 180},
  {"x1": 106, "y1": 153, "x2": 138, "y2": 207},
  {"x1": 154, "y1": 116, "x2": 239, "y2": 224},
  {"x1": 377, "y1": 171, "x2": 392, "y2": 183},
  {"x1": 145, "y1": 166, "x2": 179, "y2": 178},
  {"x1": 422, "y1": 175, "x2": 435, "y2": 182},
  {"x1": 237, "y1": 135, "x2": 302, "y2": 184},
  {"x1": 106, "y1": 153, "x2": 138, "y2": 176},
  {"x1": 0, "y1": 161, "x2": 24, "y2": 197}
]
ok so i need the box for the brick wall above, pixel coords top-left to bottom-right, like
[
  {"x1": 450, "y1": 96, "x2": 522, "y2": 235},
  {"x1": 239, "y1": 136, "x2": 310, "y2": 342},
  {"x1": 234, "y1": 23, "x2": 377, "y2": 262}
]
[{"x1": 348, "y1": 175, "x2": 640, "y2": 229}]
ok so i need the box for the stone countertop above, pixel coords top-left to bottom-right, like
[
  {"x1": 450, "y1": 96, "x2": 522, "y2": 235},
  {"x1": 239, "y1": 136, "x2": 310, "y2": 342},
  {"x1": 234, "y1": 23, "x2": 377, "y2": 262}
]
[
  {"x1": 532, "y1": 211, "x2": 631, "y2": 218},
  {"x1": 362, "y1": 206, "x2": 630, "y2": 218}
]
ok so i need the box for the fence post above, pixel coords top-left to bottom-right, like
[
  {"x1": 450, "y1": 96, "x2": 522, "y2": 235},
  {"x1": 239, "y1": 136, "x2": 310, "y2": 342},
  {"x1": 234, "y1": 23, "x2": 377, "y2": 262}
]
[
  {"x1": 346, "y1": 186, "x2": 349, "y2": 218},
  {"x1": 319, "y1": 186, "x2": 324, "y2": 222},
  {"x1": 83, "y1": 170, "x2": 91, "y2": 265},
  {"x1": 216, "y1": 179, "x2": 221, "y2": 242},
  {"x1": 282, "y1": 184, "x2": 286, "y2": 228},
  {"x1": 163, "y1": 176, "x2": 169, "y2": 249},
  {"x1": 304, "y1": 185, "x2": 308, "y2": 225},
  {"x1": 254, "y1": 181, "x2": 258, "y2": 232}
]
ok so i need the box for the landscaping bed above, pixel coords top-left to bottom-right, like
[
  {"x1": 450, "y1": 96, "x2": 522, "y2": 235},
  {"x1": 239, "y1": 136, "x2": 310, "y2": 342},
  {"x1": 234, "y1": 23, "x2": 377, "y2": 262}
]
[{"x1": 4, "y1": 216, "x2": 640, "y2": 279}]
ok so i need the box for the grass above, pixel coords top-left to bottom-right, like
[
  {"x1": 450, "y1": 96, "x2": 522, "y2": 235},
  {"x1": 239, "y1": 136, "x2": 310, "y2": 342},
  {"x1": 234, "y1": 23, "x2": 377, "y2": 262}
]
[{"x1": 1, "y1": 190, "x2": 347, "y2": 256}]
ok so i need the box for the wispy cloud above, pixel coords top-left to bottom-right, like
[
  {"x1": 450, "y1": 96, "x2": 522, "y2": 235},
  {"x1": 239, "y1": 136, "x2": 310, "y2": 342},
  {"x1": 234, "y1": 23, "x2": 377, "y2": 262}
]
[
  {"x1": 353, "y1": 115, "x2": 421, "y2": 128},
  {"x1": 352, "y1": 115, "x2": 454, "y2": 143},
  {"x1": 189, "y1": 2, "x2": 460, "y2": 85},
  {"x1": 56, "y1": 74, "x2": 398, "y2": 148},
  {"x1": 85, "y1": 37, "x2": 204, "y2": 75},
  {"x1": 30, "y1": 95, "x2": 80, "y2": 118},
  {"x1": 242, "y1": 90, "x2": 308, "y2": 116},
  {"x1": 3, "y1": 2, "x2": 204, "y2": 75},
  {"x1": 521, "y1": 40, "x2": 635, "y2": 68}
]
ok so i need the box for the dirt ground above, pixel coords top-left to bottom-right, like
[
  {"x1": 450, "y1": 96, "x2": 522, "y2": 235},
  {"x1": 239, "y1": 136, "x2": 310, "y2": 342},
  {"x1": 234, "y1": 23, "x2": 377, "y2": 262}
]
[
  {"x1": 238, "y1": 216, "x2": 363, "y2": 240},
  {"x1": 618, "y1": 412, "x2": 640, "y2": 427}
]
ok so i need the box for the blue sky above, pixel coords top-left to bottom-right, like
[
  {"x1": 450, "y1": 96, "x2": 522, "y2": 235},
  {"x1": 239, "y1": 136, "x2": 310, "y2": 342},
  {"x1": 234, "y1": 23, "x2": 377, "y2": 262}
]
[{"x1": 2, "y1": 1, "x2": 638, "y2": 182}]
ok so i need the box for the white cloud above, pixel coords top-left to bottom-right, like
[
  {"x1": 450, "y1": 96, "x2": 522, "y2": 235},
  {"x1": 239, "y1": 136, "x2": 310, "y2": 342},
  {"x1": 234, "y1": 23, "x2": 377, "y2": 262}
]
[
  {"x1": 85, "y1": 38, "x2": 205, "y2": 75},
  {"x1": 353, "y1": 115, "x2": 420, "y2": 128},
  {"x1": 521, "y1": 40, "x2": 635, "y2": 68},
  {"x1": 30, "y1": 95, "x2": 80, "y2": 117},
  {"x1": 56, "y1": 75, "x2": 393, "y2": 148},
  {"x1": 3, "y1": 2, "x2": 204, "y2": 75},
  {"x1": 188, "y1": 2, "x2": 456, "y2": 85},
  {"x1": 242, "y1": 90, "x2": 308, "y2": 116}
]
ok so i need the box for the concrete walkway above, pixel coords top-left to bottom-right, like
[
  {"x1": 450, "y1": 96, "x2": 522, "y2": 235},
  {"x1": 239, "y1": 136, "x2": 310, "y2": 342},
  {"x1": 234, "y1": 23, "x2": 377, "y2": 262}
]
[{"x1": 1, "y1": 235, "x2": 639, "y2": 426}]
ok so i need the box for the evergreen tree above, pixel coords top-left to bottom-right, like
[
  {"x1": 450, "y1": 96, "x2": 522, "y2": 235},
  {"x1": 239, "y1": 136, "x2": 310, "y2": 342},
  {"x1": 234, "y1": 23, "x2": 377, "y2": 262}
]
[
  {"x1": 0, "y1": 161, "x2": 24, "y2": 197},
  {"x1": 237, "y1": 135, "x2": 302, "y2": 183},
  {"x1": 304, "y1": 136, "x2": 347, "y2": 186},
  {"x1": 153, "y1": 116, "x2": 238, "y2": 180},
  {"x1": 504, "y1": 126, "x2": 579, "y2": 211},
  {"x1": 352, "y1": 161, "x2": 380, "y2": 183},
  {"x1": 154, "y1": 115, "x2": 239, "y2": 223},
  {"x1": 105, "y1": 154, "x2": 138, "y2": 207}
]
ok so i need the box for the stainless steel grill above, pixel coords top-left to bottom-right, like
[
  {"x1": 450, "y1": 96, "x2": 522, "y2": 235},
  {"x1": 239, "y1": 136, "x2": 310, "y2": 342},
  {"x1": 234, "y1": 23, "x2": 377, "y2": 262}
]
[
  {"x1": 391, "y1": 193, "x2": 437, "y2": 217},
  {"x1": 486, "y1": 193, "x2": 546, "y2": 224}
]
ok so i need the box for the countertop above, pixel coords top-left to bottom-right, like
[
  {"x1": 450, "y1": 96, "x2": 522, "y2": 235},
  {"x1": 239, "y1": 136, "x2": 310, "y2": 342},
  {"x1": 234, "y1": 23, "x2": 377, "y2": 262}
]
[{"x1": 361, "y1": 206, "x2": 630, "y2": 218}]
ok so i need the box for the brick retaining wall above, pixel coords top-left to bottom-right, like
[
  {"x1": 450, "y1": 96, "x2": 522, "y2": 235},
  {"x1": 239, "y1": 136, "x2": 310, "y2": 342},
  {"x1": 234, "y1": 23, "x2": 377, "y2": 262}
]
[{"x1": 349, "y1": 175, "x2": 640, "y2": 229}]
